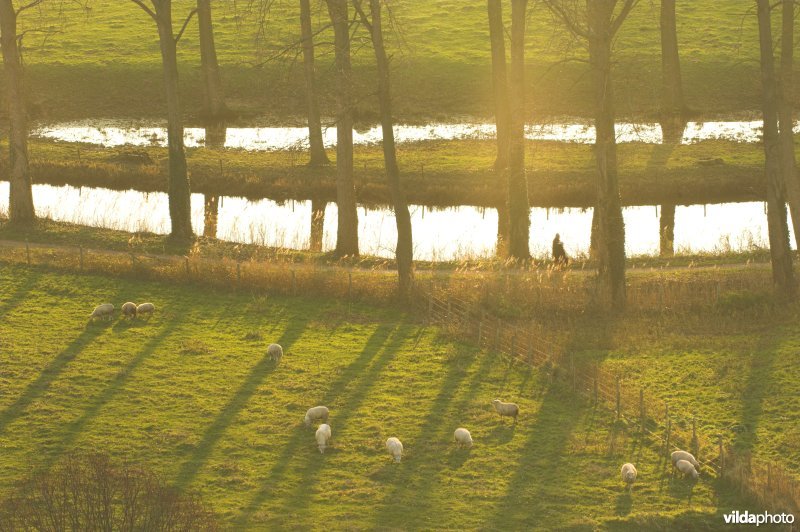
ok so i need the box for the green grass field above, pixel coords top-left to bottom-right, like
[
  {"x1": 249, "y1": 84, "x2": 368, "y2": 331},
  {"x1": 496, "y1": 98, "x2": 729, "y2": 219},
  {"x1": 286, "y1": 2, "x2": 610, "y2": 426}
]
[
  {"x1": 11, "y1": 0, "x2": 793, "y2": 123},
  {"x1": 0, "y1": 264, "x2": 765, "y2": 529},
  {"x1": 14, "y1": 136, "x2": 768, "y2": 208}
]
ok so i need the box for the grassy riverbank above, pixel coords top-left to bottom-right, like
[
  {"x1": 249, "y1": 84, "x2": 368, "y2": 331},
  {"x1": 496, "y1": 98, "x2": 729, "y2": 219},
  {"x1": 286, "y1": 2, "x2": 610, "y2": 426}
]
[
  {"x1": 9, "y1": 137, "x2": 768, "y2": 208},
  {"x1": 9, "y1": 1, "x2": 795, "y2": 123},
  {"x1": 0, "y1": 216, "x2": 773, "y2": 273}
]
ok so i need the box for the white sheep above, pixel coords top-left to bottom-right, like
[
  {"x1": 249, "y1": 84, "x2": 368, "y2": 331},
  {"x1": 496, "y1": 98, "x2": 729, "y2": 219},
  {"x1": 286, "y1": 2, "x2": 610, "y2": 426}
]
[
  {"x1": 386, "y1": 437, "x2": 403, "y2": 463},
  {"x1": 89, "y1": 303, "x2": 114, "y2": 322},
  {"x1": 304, "y1": 406, "x2": 329, "y2": 427},
  {"x1": 670, "y1": 450, "x2": 700, "y2": 471},
  {"x1": 316, "y1": 424, "x2": 331, "y2": 454},
  {"x1": 621, "y1": 463, "x2": 637, "y2": 487},
  {"x1": 674, "y1": 459, "x2": 699, "y2": 480},
  {"x1": 454, "y1": 427, "x2": 473, "y2": 449},
  {"x1": 267, "y1": 343, "x2": 283, "y2": 364},
  {"x1": 491, "y1": 399, "x2": 519, "y2": 423},
  {"x1": 136, "y1": 302, "x2": 155, "y2": 320},
  {"x1": 121, "y1": 302, "x2": 137, "y2": 320}
]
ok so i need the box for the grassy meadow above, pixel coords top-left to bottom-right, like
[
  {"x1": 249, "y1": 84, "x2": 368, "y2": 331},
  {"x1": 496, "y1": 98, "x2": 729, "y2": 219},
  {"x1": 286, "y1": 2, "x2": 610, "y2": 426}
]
[
  {"x1": 0, "y1": 264, "x2": 767, "y2": 529},
  {"x1": 10, "y1": 0, "x2": 793, "y2": 123},
  {"x1": 11, "y1": 136, "x2": 769, "y2": 208}
]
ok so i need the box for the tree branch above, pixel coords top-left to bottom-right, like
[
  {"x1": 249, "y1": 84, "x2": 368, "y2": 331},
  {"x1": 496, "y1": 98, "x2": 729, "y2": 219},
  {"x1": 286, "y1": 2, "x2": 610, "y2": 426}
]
[
  {"x1": 174, "y1": 7, "x2": 198, "y2": 44},
  {"x1": 15, "y1": 0, "x2": 45, "y2": 16},
  {"x1": 351, "y1": 0, "x2": 372, "y2": 34},
  {"x1": 609, "y1": 0, "x2": 639, "y2": 37},
  {"x1": 543, "y1": 0, "x2": 589, "y2": 39},
  {"x1": 129, "y1": 0, "x2": 157, "y2": 22}
]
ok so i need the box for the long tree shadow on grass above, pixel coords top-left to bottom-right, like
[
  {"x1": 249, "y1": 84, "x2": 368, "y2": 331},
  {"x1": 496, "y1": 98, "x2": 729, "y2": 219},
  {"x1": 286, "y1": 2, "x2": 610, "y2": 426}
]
[
  {"x1": 269, "y1": 324, "x2": 414, "y2": 518},
  {"x1": 0, "y1": 268, "x2": 41, "y2": 318},
  {"x1": 174, "y1": 311, "x2": 312, "y2": 489},
  {"x1": 731, "y1": 332, "x2": 780, "y2": 455},
  {"x1": 41, "y1": 318, "x2": 182, "y2": 466},
  {"x1": 233, "y1": 323, "x2": 397, "y2": 528},
  {"x1": 0, "y1": 313, "x2": 120, "y2": 436},
  {"x1": 368, "y1": 340, "x2": 496, "y2": 528},
  {"x1": 484, "y1": 383, "x2": 584, "y2": 529}
]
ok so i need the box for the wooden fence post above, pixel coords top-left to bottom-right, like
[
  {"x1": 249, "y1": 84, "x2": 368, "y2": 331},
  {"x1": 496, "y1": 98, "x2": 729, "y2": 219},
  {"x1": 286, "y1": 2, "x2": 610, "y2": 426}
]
[
  {"x1": 527, "y1": 330, "x2": 533, "y2": 365},
  {"x1": 639, "y1": 388, "x2": 645, "y2": 434}
]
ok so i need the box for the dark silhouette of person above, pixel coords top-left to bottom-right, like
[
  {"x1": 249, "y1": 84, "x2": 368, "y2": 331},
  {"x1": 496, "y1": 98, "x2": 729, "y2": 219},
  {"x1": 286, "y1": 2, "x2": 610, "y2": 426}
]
[{"x1": 552, "y1": 233, "x2": 568, "y2": 266}]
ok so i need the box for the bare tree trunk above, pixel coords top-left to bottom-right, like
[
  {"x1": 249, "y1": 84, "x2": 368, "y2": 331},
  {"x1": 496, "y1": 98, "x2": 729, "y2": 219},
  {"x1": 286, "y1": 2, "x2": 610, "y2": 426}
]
[
  {"x1": 203, "y1": 195, "x2": 219, "y2": 238},
  {"x1": 659, "y1": 203, "x2": 675, "y2": 256},
  {"x1": 198, "y1": 0, "x2": 228, "y2": 122},
  {"x1": 309, "y1": 197, "x2": 326, "y2": 252},
  {"x1": 589, "y1": 1, "x2": 626, "y2": 310},
  {"x1": 778, "y1": 0, "x2": 800, "y2": 251},
  {"x1": 204, "y1": 122, "x2": 227, "y2": 149},
  {"x1": 326, "y1": 0, "x2": 358, "y2": 256},
  {"x1": 659, "y1": 0, "x2": 685, "y2": 136},
  {"x1": 0, "y1": 0, "x2": 35, "y2": 223},
  {"x1": 506, "y1": 0, "x2": 530, "y2": 260},
  {"x1": 758, "y1": 0, "x2": 795, "y2": 298},
  {"x1": 488, "y1": 0, "x2": 510, "y2": 254},
  {"x1": 361, "y1": 0, "x2": 414, "y2": 300},
  {"x1": 301, "y1": 0, "x2": 330, "y2": 166},
  {"x1": 156, "y1": 4, "x2": 193, "y2": 240}
]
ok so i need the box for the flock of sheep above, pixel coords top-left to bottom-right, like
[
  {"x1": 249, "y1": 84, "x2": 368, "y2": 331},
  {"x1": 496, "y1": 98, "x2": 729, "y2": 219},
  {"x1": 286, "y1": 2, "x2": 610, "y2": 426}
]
[
  {"x1": 87, "y1": 304, "x2": 705, "y2": 486},
  {"x1": 621, "y1": 450, "x2": 703, "y2": 489},
  {"x1": 301, "y1": 395, "x2": 519, "y2": 459},
  {"x1": 89, "y1": 302, "x2": 155, "y2": 322}
]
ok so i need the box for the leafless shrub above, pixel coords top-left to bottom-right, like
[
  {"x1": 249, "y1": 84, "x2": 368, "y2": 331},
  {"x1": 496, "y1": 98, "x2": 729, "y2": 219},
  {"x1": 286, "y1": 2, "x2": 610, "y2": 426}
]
[{"x1": 0, "y1": 453, "x2": 217, "y2": 531}]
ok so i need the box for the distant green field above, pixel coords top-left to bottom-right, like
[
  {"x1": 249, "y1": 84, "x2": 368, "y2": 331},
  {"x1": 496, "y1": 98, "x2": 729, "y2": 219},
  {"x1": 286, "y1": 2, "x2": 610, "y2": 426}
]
[
  {"x1": 0, "y1": 264, "x2": 760, "y2": 528},
  {"x1": 10, "y1": 0, "x2": 790, "y2": 122}
]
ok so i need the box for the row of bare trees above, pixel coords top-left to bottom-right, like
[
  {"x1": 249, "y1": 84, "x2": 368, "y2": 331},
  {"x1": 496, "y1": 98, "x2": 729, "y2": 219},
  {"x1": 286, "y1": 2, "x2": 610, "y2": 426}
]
[{"x1": 1, "y1": 1, "x2": 800, "y2": 307}]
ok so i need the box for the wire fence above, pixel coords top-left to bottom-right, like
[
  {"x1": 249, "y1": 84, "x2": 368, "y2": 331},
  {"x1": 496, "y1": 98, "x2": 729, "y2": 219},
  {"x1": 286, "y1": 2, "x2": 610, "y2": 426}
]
[{"x1": 422, "y1": 288, "x2": 799, "y2": 519}]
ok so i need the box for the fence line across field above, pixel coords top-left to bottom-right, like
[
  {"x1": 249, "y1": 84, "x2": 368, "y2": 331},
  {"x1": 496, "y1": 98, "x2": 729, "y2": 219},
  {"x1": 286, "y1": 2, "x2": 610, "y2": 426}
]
[{"x1": 423, "y1": 288, "x2": 799, "y2": 519}]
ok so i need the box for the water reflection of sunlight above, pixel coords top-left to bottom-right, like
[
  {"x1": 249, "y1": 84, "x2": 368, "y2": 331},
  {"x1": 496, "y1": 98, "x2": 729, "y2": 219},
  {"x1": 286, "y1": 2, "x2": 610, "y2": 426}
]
[
  {"x1": 32, "y1": 119, "x2": 800, "y2": 150},
  {"x1": 0, "y1": 182, "x2": 787, "y2": 261}
]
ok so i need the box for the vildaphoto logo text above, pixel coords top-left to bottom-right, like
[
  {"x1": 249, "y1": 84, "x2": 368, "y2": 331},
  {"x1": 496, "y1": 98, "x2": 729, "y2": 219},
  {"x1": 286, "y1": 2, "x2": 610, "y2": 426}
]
[{"x1": 723, "y1": 510, "x2": 795, "y2": 526}]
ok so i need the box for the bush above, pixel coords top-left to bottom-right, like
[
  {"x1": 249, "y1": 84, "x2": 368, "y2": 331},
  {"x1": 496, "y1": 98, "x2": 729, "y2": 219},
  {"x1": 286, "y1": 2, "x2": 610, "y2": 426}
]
[{"x1": 0, "y1": 453, "x2": 217, "y2": 531}]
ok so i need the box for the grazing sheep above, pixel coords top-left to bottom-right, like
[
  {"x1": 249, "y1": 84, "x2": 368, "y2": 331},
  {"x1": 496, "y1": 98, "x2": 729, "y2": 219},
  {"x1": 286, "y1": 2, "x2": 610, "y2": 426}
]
[
  {"x1": 136, "y1": 302, "x2": 155, "y2": 320},
  {"x1": 316, "y1": 424, "x2": 331, "y2": 454},
  {"x1": 386, "y1": 437, "x2": 403, "y2": 463},
  {"x1": 304, "y1": 406, "x2": 330, "y2": 427},
  {"x1": 670, "y1": 450, "x2": 700, "y2": 471},
  {"x1": 491, "y1": 399, "x2": 519, "y2": 423},
  {"x1": 674, "y1": 459, "x2": 699, "y2": 480},
  {"x1": 267, "y1": 343, "x2": 283, "y2": 364},
  {"x1": 621, "y1": 463, "x2": 637, "y2": 487},
  {"x1": 121, "y1": 302, "x2": 137, "y2": 320},
  {"x1": 89, "y1": 303, "x2": 115, "y2": 322},
  {"x1": 454, "y1": 428, "x2": 473, "y2": 449}
]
